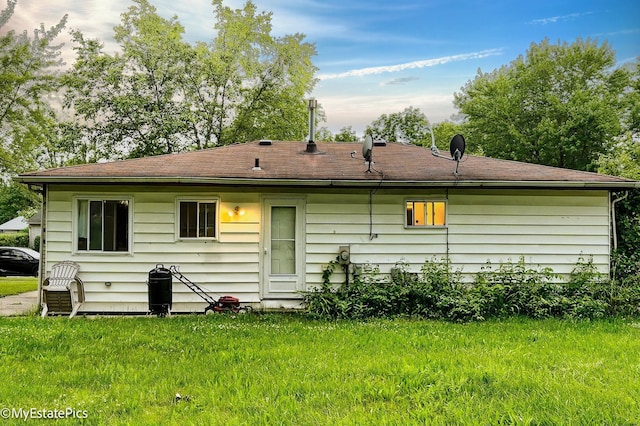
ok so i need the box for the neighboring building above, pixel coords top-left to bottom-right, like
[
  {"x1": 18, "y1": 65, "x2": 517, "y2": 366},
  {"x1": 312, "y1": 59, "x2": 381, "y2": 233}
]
[
  {"x1": 0, "y1": 213, "x2": 41, "y2": 248},
  {"x1": 0, "y1": 216, "x2": 28, "y2": 234},
  {"x1": 17, "y1": 140, "x2": 639, "y2": 313},
  {"x1": 27, "y1": 210, "x2": 42, "y2": 248}
]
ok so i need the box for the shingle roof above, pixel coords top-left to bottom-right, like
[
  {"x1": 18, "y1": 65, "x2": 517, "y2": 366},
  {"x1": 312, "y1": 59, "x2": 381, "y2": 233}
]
[
  {"x1": 18, "y1": 140, "x2": 639, "y2": 189},
  {"x1": 0, "y1": 216, "x2": 28, "y2": 231}
]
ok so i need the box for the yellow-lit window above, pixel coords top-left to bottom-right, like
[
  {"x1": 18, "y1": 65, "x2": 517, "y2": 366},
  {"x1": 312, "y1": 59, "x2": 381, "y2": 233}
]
[{"x1": 406, "y1": 201, "x2": 446, "y2": 227}]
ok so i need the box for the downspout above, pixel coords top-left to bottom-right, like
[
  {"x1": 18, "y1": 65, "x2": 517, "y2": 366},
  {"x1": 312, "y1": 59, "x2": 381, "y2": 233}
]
[
  {"x1": 610, "y1": 191, "x2": 628, "y2": 284},
  {"x1": 28, "y1": 184, "x2": 47, "y2": 307},
  {"x1": 445, "y1": 188, "x2": 450, "y2": 259},
  {"x1": 38, "y1": 185, "x2": 47, "y2": 307},
  {"x1": 611, "y1": 191, "x2": 628, "y2": 252}
]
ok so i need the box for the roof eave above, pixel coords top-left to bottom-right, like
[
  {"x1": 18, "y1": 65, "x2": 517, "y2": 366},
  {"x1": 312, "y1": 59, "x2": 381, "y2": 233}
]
[{"x1": 15, "y1": 175, "x2": 640, "y2": 189}]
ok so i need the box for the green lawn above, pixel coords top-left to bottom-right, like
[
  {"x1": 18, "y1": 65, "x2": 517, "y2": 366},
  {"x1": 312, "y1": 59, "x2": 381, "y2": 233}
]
[
  {"x1": 0, "y1": 315, "x2": 638, "y2": 425},
  {"x1": 0, "y1": 277, "x2": 37, "y2": 297}
]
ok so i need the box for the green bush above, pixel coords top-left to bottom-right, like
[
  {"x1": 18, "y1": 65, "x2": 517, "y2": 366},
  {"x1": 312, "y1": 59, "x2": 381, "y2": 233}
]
[
  {"x1": 607, "y1": 251, "x2": 640, "y2": 316},
  {"x1": 302, "y1": 255, "x2": 640, "y2": 322},
  {"x1": 33, "y1": 235, "x2": 40, "y2": 251},
  {"x1": 0, "y1": 232, "x2": 29, "y2": 247},
  {"x1": 475, "y1": 257, "x2": 559, "y2": 319}
]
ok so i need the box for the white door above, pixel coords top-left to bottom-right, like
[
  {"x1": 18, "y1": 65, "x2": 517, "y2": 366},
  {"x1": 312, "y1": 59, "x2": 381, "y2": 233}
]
[{"x1": 262, "y1": 198, "x2": 305, "y2": 299}]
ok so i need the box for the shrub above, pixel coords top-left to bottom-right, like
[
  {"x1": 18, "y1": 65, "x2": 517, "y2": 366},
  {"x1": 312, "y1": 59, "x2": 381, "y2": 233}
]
[
  {"x1": 472, "y1": 257, "x2": 555, "y2": 318},
  {"x1": 563, "y1": 255, "x2": 608, "y2": 319},
  {"x1": 0, "y1": 232, "x2": 29, "y2": 247},
  {"x1": 301, "y1": 259, "x2": 349, "y2": 319},
  {"x1": 608, "y1": 251, "x2": 640, "y2": 317},
  {"x1": 302, "y1": 255, "x2": 640, "y2": 321}
]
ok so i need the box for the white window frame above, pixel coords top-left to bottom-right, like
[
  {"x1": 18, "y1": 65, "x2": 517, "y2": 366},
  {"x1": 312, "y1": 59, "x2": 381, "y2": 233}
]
[
  {"x1": 73, "y1": 196, "x2": 134, "y2": 254},
  {"x1": 175, "y1": 197, "x2": 220, "y2": 241},
  {"x1": 404, "y1": 199, "x2": 447, "y2": 228}
]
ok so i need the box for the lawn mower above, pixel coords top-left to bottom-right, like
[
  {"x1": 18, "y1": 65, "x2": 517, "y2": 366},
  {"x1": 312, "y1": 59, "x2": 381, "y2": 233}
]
[{"x1": 168, "y1": 265, "x2": 249, "y2": 314}]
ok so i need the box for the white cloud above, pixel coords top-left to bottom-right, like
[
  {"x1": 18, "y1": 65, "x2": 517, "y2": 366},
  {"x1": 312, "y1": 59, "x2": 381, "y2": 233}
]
[
  {"x1": 530, "y1": 11, "x2": 593, "y2": 25},
  {"x1": 381, "y1": 76, "x2": 420, "y2": 86},
  {"x1": 317, "y1": 93, "x2": 457, "y2": 135},
  {"x1": 317, "y1": 49, "x2": 503, "y2": 80}
]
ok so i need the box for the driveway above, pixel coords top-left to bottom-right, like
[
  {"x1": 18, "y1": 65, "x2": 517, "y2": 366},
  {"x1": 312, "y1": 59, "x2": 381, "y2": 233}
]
[{"x1": 0, "y1": 291, "x2": 38, "y2": 316}]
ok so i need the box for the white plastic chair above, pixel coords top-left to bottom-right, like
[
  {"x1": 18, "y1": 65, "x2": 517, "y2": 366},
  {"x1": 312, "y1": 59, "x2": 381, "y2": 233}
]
[{"x1": 41, "y1": 261, "x2": 85, "y2": 318}]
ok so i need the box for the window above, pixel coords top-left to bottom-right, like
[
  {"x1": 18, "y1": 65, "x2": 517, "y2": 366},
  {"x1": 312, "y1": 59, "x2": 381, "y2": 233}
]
[
  {"x1": 77, "y1": 199, "x2": 130, "y2": 252},
  {"x1": 178, "y1": 200, "x2": 217, "y2": 239},
  {"x1": 406, "y1": 201, "x2": 446, "y2": 227}
]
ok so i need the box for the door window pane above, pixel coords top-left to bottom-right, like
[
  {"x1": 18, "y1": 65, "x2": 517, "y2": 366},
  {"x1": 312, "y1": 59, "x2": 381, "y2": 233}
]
[{"x1": 271, "y1": 207, "x2": 296, "y2": 274}]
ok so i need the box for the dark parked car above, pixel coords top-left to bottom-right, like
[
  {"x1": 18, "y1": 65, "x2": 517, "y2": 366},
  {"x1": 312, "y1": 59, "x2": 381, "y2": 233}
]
[{"x1": 0, "y1": 247, "x2": 40, "y2": 276}]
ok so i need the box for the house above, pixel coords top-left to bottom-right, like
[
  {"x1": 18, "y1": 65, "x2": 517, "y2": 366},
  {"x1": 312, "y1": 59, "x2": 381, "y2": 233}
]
[
  {"x1": 17, "y1": 139, "x2": 639, "y2": 313},
  {"x1": 0, "y1": 213, "x2": 42, "y2": 248},
  {"x1": 0, "y1": 216, "x2": 28, "y2": 234}
]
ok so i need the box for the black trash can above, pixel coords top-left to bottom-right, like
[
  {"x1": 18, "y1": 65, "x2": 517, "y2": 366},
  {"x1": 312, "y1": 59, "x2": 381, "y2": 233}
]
[{"x1": 148, "y1": 264, "x2": 172, "y2": 315}]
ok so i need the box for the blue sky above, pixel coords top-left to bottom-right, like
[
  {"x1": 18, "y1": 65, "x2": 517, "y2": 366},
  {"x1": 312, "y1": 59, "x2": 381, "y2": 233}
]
[{"x1": 8, "y1": 0, "x2": 640, "y2": 135}]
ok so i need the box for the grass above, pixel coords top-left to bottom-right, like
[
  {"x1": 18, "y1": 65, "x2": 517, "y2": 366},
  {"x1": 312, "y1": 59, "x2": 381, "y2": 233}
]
[
  {"x1": 0, "y1": 277, "x2": 37, "y2": 297},
  {"x1": 0, "y1": 315, "x2": 639, "y2": 425}
]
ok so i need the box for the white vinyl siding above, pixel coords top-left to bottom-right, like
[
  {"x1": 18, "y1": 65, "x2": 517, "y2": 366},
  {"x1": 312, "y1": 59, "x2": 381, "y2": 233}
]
[
  {"x1": 305, "y1": 189, "x2": 610, "y2": 287},
  {"x1": 446, "y1": 190, "x2": 610, "y2": 276},
  {"x1": 45, "y1": 186, "x2": 261, "y2": 313},
  {"x1": 43, "y1": 185, "x2": 611, "y2": 313}
]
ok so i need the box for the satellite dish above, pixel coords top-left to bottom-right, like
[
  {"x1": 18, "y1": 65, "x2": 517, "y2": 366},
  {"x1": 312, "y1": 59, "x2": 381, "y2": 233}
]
[
  {"x1": 432, "y1": 133, "x2": 466, "y2": 176},
  {"x1": 363, "y1": 134, "x2": 373, "y2": 162},
  {"x1": 362, "y1": 134, "x2": 374, "y2": 172},
  {"x1": 449, "y1": 134, "x2": 465, "y2": 161}
]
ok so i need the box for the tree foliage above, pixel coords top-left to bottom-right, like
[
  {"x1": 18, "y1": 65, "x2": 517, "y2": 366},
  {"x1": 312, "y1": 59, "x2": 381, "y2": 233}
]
[
  {"x1": 454, "y1": 38, "x2": 629, "y2": 171},
  {"x1": 0, "y1": 0, "x2": 67, "y2": 175},
  {"x1": 365, "y1": 106, "x2": 433, "y2": 146},
  {"x1": 333, "y1": 126, "x2": 358, "y2": 142},
  {"x1": 63, "y1": 0, "x2": 317, "y2": 160},
  {"x1": 0, "y1": 182, "x2": 39, "y2": 224},
  {"x1": 432, "y1": 121, "x2": 465, "y2": 152},
  {"x1": 315, "y1": 127, "x2": 333, "y2": 142}
]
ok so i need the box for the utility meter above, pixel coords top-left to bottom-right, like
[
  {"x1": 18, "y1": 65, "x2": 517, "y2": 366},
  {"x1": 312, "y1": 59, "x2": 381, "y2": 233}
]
[{"x1": 338, "y1": 246, "x2": 350, "y2": 265}]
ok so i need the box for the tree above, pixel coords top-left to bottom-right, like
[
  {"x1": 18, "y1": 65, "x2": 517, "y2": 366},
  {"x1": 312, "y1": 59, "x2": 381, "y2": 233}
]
[
  {"x1": 454, "y1": 38, "x2": 628, "y2": 171},
  {"x1": 315, "y1": 127, "x2": 333, "y2": 142},
  {"x1": 0, "y1": 0, "x2": 67, "y2": 175},
  {"x1": 598, "y1": 138, "x2": 640, "y2": 180},
  {"x1": 0, "y1": 182, "x2": 39, "y2": 224},
  {"x1": 365, "y1": 106, "x2": 432, "y2": 145},
  {"x1": 432, "y1": 121, "x2": 465, "y2": 152},
  {"x1": 622, "y1": 59, "x2": 640, "y2": 137},
  {"x1": 64, "y1": 0, "x2": 317, "y2": 159},
  {"x1": 334, "y1": 126, "x2": 358, "y2": 142},
  {"x1": 64, "y1": 1, "x2": 190, "y2": 159}
]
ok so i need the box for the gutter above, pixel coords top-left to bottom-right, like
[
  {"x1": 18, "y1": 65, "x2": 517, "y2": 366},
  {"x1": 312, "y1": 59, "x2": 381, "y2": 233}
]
[{"x1": 15, "y1": 175, "x2": 640, "y2": 190}]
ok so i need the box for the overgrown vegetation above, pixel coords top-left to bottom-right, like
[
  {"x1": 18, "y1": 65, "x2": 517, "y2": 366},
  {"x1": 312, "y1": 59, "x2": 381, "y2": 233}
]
[
  {"x1": 303, "y1": 256, "x2": 640, "y2": 321},
  {"x1": 0, "y1": 231, "x2": 28, "y2": 247},
  {"x1": 0, "y1": 315, "x2": 638, "y2": 424}
]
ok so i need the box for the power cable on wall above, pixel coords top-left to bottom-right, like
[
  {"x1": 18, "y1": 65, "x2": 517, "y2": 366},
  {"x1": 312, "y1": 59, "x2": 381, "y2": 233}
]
[{"x1": 369, "y1": 165, "x2": 384, "y2": 240}]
